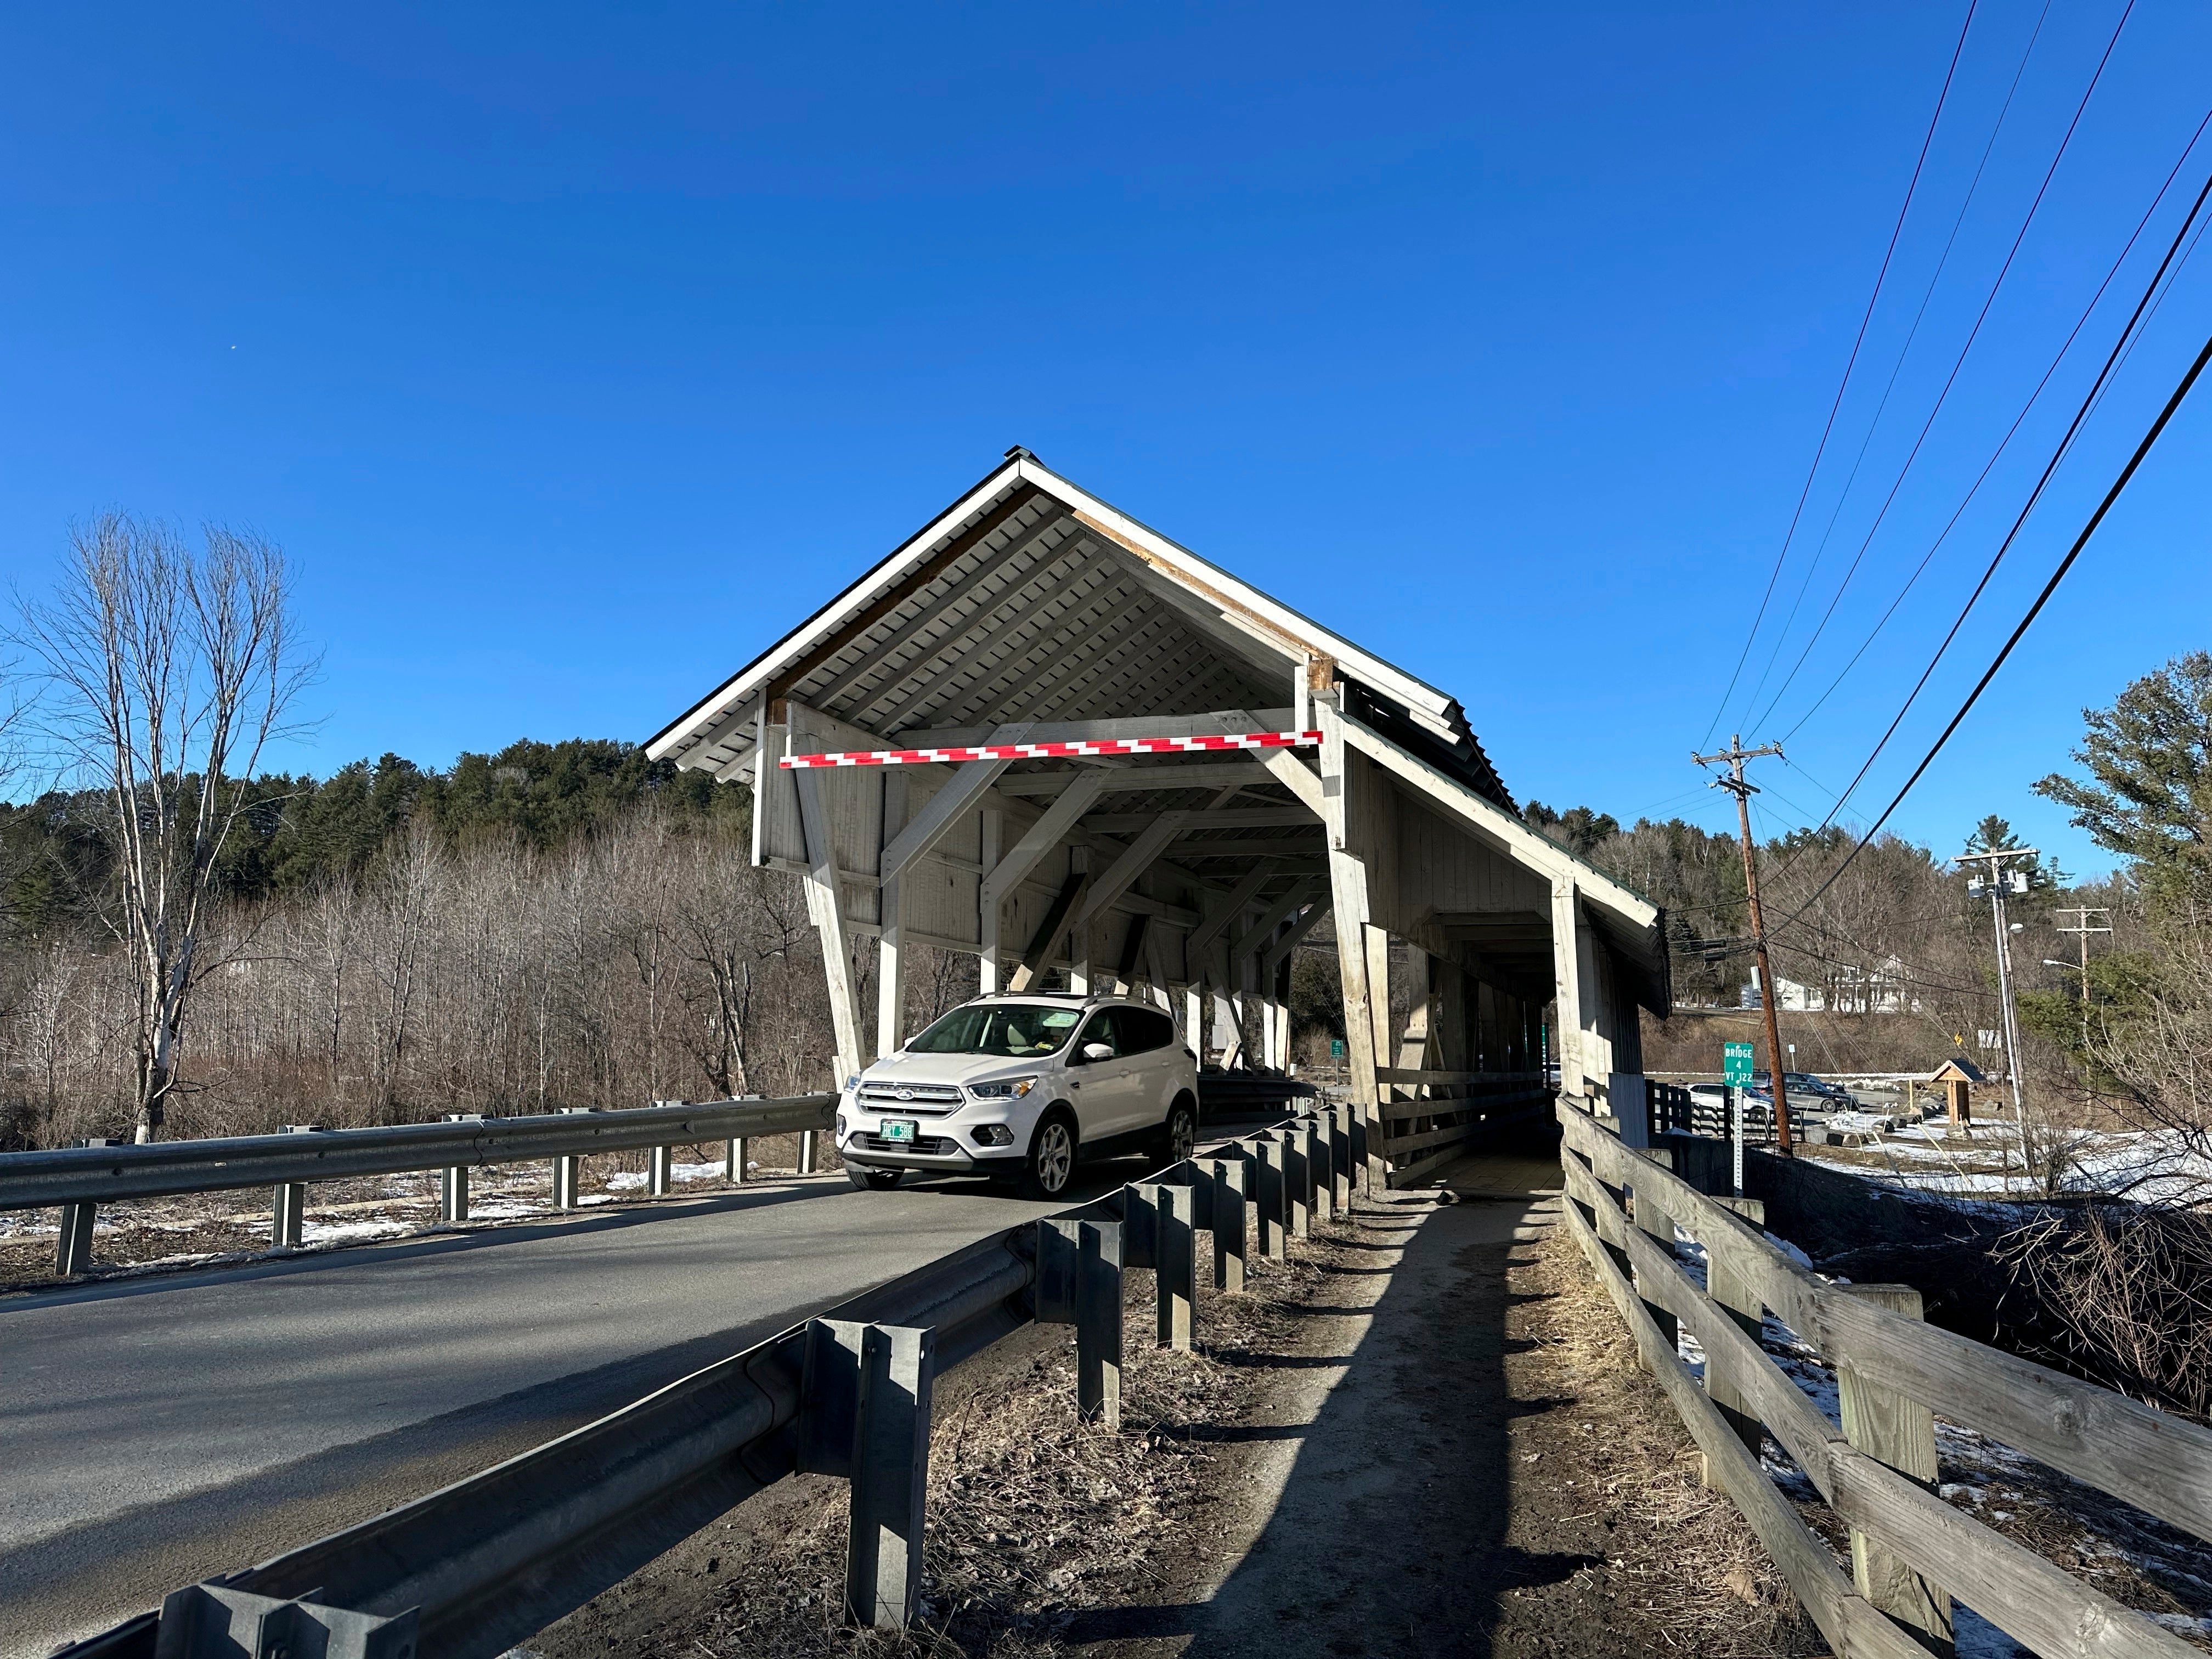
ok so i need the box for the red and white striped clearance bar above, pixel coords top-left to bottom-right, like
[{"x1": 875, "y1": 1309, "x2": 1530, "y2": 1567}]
[{"x1": 780, "y1": 730, "x2": 1324, "y2": 769}]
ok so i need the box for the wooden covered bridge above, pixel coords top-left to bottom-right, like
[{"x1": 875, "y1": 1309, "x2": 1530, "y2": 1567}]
[{"x1": 648, "y1": 448, "x2": 1668, "y2": 1184}]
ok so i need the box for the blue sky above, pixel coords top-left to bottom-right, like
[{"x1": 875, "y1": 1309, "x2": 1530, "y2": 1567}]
[{"x1": 3, "y1": 3, "x2": 2208, "y2": 878}]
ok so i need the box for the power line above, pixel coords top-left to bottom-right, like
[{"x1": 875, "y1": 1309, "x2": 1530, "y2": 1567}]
[
  {"x1": 1736, "y1": 2, "x2": 2053, "y2": 733},
  {"x1": 1801, "y1": 154, "x2": 2212, "y2": 843},
  {"x1": 1778, "y1": 318, "x2": 2212, "y2": 928},
  {"x1": 1699, "y1": 1, "x2": 1979, "y2": 751},
  {"x1": 1776, "y1": 100, "x2": 2212, "y2": 750},
  {"x1": 1742, "y1": 0, "x2": 2134, "y2": 735}
]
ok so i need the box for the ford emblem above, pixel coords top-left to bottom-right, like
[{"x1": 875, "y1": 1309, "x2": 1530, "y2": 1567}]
[{"x1": 896, "y1": 1088, "x2": 914, "y2": 1102}]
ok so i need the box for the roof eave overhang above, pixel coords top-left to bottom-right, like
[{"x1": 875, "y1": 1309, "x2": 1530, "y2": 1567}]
[{"x1": 645, "y1": 452, "x2": 1514, "y2": 812}]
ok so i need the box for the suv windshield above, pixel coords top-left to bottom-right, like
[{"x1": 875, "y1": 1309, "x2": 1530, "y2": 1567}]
[{"x1": 906, "y1": 1002, "x2": 1082, "y2": 1058}]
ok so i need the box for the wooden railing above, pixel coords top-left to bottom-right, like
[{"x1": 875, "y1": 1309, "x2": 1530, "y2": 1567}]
[
  {"x1": 1373, "y1": 1069, "x2": 1548, "y2": 1187},
  {"x1": 1557, "y1": 1097, "x2": 2212, "y2": 1658},
  {"x1": 1647, "y1": 1078, "x2": 1776, "y2": 1143}
]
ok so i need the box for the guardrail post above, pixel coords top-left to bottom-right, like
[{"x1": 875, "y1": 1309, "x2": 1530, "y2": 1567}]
[
  {"x1": 1282, "y1": 1125, "x2": 1311, "y2": 1239},
  {"x1": 649, "y1": 1144, "x2": 674, "y2": 1197},
  {"x1": 273, "y1": 1125, "x2": 323, "y2": 1248},
  {"x1": 1322, "y1": 1104, "x2": 1352, "y2": 1214},
  {"x1": 1120, "y1": 1182, "x2": 1158, "y2": 1269},
  {"x1": 799, "y1": 1128, "x2": 819, "y2": 1175},
  {"x1": 1133, "y1": 1182, "x2": 1195, "y2": 1350},
  {"x1": 1253, "y1": 1136, "x2": 1288, "y2": 1261},
  {"x1": 55, "y1": 1137, "x2": 110, "y2": 1276},
  {"x1": 796, "y1": 1318, "x2": 937, "y2": 1631},
  {"x1": 1702, "y1": 1197, "x2": 1768, "y2": 1459},
  {"x1": 554, "y1": 1107, "x2": 597, "y2": 1209},
  {"x1": 727, "y1": 1136, "x2": 748, "y2": 1184},
  {"x1": 441, "y1": 1114, "x2": 481, "y2": 1221},
  {"x1": 848, "y1": 1323, "x2": 935, "y2": 1629},
  {"x1": 1205, "y1": 1156, "x2": 1249, "y2": 1292},
  {"x1": 1036, "y1": 1216, "x2": 1123, "y2": 1427},
  {"x1": 1302, "y1": 1116, "x2": 1333, "y2": 1225},
  {"x1": 1079, "y1": 1220, "x2": 1124, "y2": 1427},
  {"x1": 1838, "y1": 1284, "x2": 1954, "y2": 1653}
]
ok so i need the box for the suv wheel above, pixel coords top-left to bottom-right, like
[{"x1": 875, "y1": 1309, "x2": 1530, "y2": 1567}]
[
  {"x1": 1020, "y1": 1111, "x2": 1078, "y2": 1201},
  {"x1": 1154, "y1": 1095, "x2": 1197, "y2": 1168},
  {"x1": 847, "y1": 1167, "x2": 904, "y2": 1192}
]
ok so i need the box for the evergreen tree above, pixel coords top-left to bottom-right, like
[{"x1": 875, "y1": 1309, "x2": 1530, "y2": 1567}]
[{"x1": 2035, "y1": 651, "x2": 2212, "y2": 910}]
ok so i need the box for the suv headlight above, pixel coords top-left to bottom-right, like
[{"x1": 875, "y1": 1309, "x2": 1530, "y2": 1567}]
[{"x1": 967, "y1": 1076, "x2": 1039, "y2": 1100}]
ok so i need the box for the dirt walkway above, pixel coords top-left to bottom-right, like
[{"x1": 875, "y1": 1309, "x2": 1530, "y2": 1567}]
[{"x1": 533, "y1": 1149, "x2": 1816, "y2": 1658}]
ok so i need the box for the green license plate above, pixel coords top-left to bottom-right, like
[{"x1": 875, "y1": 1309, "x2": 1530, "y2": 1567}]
[{"x1": 881, "y1": 1119, "x2": 918, "y2": 1144}]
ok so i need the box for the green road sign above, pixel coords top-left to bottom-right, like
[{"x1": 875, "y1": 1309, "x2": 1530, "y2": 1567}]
[
  {"x1": 1723, "y1": 1042, "x2": 1754, "y2": 1086},
  {"x1": 1330, "y1": 1039, "x2": 1346, "y2": 1058}
]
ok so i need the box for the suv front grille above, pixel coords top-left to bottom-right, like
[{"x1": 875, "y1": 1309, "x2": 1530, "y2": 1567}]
[
  {"x1": 859, "y1": 1082, "x2": 963, "y2": 1114},
  {"x1": 861, "y1": 1133, "x2": 958, "y2": 1155}
]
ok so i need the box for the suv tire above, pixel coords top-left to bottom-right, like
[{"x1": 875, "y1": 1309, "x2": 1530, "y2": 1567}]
[
  {"x1": 1019, "y1": 1110, "x2": 1079, "y2": 1201},
  {"x1": 847, "y1": 1167, "x2": 904, "y2": 1192},
  {"x1": 1153, "y1": 1094, "x2": 1197, "y2": 1168}
]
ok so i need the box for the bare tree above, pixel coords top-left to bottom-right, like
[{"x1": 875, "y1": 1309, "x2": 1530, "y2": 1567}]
[{"x1": 19, "y1": 516, "x2": 309, "y2": 1140}]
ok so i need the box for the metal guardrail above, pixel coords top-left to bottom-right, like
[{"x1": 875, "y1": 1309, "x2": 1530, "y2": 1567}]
[
  {"x1": 2, "y1": 1095, "x2": 838, "y2": 1276},
  {"x1": 54, "y1": 1102, "x2": 1372, "y2": 1659}
]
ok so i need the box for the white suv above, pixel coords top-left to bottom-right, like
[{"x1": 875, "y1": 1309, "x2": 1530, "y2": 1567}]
[{"x1": 837, "y1": 993, "x2": 1200, "y2": 1200}]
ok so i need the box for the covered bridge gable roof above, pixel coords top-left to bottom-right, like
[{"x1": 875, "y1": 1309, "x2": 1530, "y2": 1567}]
[{"x1": 646, "y1": 448, "x2": 1513, "y2": 810}]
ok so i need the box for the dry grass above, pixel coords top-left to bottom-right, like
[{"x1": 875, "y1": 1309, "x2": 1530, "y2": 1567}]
[
  {"x1": 682, "y1": 1260, "x2": 1311, "y2": 1658},
  {"x1": 1513, "y1": 1224, "x2": 1827, "y2": 1657}
]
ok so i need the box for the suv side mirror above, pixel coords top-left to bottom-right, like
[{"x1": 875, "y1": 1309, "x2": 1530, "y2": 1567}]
[{"x1": 1080, "y1": 1042, "x2": 1114, "y2": 1064}]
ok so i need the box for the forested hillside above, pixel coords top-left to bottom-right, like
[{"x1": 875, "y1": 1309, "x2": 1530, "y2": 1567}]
[{"x1": 0, "y1": 740, "x2": 896, "y2": 1150}]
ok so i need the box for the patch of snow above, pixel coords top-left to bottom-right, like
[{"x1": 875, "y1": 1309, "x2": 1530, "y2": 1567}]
[
  {"x1": 601, "y1": 1159, "x2": 732, "y2": 1192},
  {"x1": 1955, "y1": 1606, "x2": 2029, "y2": 1657}
]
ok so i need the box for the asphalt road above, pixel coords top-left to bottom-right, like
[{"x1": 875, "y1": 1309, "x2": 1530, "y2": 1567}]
[{"x1": 2, "y1": 1167, "x2": 1127, "y2": 1657}]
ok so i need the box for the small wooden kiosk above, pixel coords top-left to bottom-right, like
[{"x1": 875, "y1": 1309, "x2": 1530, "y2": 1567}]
[{"x1": 1929, "y1": 1057, "x2": 1987, "y2": 1126}]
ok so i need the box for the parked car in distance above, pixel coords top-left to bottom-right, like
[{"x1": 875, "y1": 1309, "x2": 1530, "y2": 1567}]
[
  {"x1": 837, "y1": 993, "x2": 1199, "y2": 1200},
  {"x1": 1750, "y1": 1070, "x2": 1854, "y2": 1109},
  {"x1": 1783, "y1": 1071, "x2": 1859, "y2": 1108},
  {"x1": 1688, "y1": 1080, "x2": 1774, "y2": 1117}
]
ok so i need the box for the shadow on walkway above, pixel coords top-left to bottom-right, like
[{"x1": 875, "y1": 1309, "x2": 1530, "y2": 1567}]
[{"x1": 1064, "y1": 1146, "x2": 1567, "y2": 1658}]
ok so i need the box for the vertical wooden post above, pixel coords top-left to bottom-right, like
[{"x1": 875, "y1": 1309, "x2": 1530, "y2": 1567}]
[
  {"x1": 648, "y1": 1144, "x2": 674, "y2": 1197},
  {"x1": 727, "y1": 1137, "x2": 748, "y2": 1184},
  {"x1": 1207, "y1": 1155, "x2": 1248, "y2": 1291},
  {"x1": 1839, "y1": 1285, "x2": 1954, "y2": 1653},
  {"x1": 876, "y1": 768, "x2": 909, "y2": 1060},
  {"x1": 793, "y1": 740, "x2": 868, "y2": 1084},
  {"x1": 1549, "y1": 875, "x2": 1585, "y2": 1099},
  {"x1": 1629, "y1": 1158, "x2": 1679, "y2": 1358},
  {"x1": 1317, "y1": 698, "x2": 1385, "y2": 1189},
  {"x1": 1703, "y1": 1198, "x2": 1768, "y2": 1458}
]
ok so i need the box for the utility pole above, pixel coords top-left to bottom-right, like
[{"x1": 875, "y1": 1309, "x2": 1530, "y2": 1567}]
[
  {"x1": 2053, "y1": 906, "x2": 2112, "y2": 1053},
  {"x1": 1957, "y1": 844, "x2": 2037, "y2": 1188},
  {"x1": 1692, "y1": 734, "x2": 1794, "y2": 1156}
]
